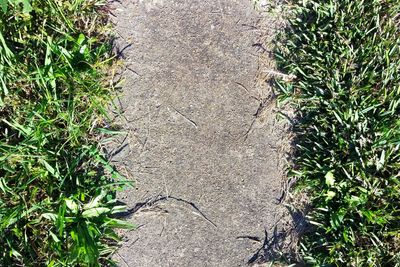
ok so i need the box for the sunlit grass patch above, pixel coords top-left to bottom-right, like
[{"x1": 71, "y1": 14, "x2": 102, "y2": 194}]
[
  {"x1": 276, "y1": 0, "x2": 400, "y2": 265},
  {"x1": 0, "y1": 1, "x2": 133, "y2": 266}
]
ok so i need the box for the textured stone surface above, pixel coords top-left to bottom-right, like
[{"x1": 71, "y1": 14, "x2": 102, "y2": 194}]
[{"x1": 110, "y1": 1, "x2": 288, "y2": 266}]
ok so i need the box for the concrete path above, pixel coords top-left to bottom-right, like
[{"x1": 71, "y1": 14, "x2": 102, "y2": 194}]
[{"x1": 111, "y1": 1, "x2": 288, "y2": 266}]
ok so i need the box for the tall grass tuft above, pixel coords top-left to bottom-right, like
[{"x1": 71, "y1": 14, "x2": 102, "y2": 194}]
[
  {"x1": 276, "y1": 0, "x2": 400, "y2": 265},
  {"x1": 0, "y1": 0, "x2": 133, "y2": 266}
]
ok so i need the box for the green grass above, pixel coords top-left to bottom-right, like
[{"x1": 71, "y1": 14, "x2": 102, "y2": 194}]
[
  {"x1": 276, "y1": 0, "x2": 400, "y2": 265},
  {"x1": 0, "y1": 0, "x2": 133, "y2": 266}
]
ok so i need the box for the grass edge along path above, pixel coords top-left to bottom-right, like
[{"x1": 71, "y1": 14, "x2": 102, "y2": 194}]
[
  {"x1": 275, "y1": 0, "x2": 400, "y2": 266},
  {"x1": 0, "y1": 1, "x2": 133, "y2": 266}
]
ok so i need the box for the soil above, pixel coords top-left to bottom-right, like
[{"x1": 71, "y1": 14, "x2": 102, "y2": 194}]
[{"x1": 109, "y1": 0, "x2": 290, "y2": 266}]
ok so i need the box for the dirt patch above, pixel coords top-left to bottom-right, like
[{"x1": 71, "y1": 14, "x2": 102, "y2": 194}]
[{"x1": 109, "y1": 0, "x2": 291, "y2": 266}]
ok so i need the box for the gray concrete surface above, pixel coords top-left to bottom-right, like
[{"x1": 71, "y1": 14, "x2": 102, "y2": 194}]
[{"x1": 110, "y1": 0, "x2": 289, "y2": 266}]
